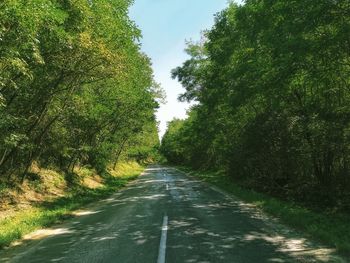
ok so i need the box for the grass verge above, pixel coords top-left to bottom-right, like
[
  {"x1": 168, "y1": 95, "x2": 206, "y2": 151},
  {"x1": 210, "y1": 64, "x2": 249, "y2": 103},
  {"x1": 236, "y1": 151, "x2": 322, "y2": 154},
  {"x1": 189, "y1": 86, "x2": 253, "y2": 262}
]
[
  {"x1": 0, "y1": 162, "x2": 144, "y2": 249},
  {"x1": 178, "y1": 167, "x2": 350, "y2": 255}
]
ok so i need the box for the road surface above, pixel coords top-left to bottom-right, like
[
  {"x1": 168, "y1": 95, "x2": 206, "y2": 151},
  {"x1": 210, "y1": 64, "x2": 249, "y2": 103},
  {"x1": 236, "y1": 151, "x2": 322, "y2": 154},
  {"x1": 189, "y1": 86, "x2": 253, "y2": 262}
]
[{"x1": 0, "y1": 166, "x2": 347, "y2": 262}]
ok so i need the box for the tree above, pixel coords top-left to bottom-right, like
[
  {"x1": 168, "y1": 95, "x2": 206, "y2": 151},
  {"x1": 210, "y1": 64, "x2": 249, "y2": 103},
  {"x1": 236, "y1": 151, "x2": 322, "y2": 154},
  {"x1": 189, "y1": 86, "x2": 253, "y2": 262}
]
[
  {"x1": 0, "y1": 0, "x2": 161, "y2": 181},
  {"x1": 163, "y1": 0, "x2": 350, "y2": 210}
]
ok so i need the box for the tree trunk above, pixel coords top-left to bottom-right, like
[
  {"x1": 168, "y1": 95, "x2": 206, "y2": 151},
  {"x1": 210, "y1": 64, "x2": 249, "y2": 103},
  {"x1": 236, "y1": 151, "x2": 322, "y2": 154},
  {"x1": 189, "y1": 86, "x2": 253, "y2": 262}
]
[{"x1": 113, "y1": 138, "x2": 128, "y2": 170}]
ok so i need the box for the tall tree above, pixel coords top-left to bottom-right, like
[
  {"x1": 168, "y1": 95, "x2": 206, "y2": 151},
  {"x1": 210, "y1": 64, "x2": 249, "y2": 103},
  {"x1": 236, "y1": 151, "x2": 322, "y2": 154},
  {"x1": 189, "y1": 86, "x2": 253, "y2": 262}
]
[
  {"x1": 163, "y1": 0, "x2": 350, "y2": 210},
  {"x1": 0, "y1": 0, "x2": 161, "y2": 180}
]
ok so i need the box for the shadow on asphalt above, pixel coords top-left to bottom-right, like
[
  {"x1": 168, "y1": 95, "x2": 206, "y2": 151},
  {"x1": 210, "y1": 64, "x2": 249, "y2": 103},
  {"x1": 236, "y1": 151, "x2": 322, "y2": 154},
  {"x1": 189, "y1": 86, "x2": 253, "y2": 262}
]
[{"x1": 0, "y1": 167, "x2": 345, "y2": 263}]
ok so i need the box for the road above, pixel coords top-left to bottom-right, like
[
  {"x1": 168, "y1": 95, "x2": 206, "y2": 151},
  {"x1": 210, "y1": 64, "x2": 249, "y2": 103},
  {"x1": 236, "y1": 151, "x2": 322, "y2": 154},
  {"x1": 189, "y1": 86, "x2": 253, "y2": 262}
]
[{"x1": 0, "y1": 166, "x2": 347, "y2": 263}]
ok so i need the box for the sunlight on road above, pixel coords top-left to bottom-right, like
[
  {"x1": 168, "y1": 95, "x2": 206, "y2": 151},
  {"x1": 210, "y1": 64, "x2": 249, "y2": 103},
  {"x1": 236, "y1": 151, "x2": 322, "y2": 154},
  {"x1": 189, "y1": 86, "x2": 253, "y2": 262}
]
[
  {"x1": 12, "y1": 228, "x2": 74, "y2": 247},
  {"x1": 72, "y1": 210, "x2": 102, "y2": 216}
]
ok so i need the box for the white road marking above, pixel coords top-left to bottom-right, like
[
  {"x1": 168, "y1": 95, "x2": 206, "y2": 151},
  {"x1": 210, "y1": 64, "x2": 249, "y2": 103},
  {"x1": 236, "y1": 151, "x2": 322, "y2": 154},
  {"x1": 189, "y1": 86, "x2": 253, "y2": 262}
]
[
  {"x1": 157, "y1": 215, "x2": 168, "y2": 263},
  {"x1": 166, "y1": 183, "x2": 169, "y2": 190}
]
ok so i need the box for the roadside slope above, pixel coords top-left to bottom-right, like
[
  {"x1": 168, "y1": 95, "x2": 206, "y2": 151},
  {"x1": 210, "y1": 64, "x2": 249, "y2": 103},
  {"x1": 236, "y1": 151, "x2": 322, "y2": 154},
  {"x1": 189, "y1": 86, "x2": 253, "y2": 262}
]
[{"x1": 0, "y1": 162, "x2": 143, "y2": 249}]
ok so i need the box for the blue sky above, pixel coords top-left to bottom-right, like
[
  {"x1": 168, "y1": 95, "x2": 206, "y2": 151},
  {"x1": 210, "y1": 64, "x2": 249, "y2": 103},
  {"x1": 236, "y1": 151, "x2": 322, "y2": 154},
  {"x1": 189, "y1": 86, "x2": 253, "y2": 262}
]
[{"x1": 129, "y1": 0, "x2": 235, "y2": 138}]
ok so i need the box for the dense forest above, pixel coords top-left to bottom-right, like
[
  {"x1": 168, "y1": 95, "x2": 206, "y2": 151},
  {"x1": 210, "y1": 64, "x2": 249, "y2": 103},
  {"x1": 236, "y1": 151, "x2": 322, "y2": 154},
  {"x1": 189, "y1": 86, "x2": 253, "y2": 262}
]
[
  {"x1": 161, "y1": 0, "x2": 350, "y2": 210},
  {"x1": 0, "y1": 0, "x2": 161, "y2": 182}
]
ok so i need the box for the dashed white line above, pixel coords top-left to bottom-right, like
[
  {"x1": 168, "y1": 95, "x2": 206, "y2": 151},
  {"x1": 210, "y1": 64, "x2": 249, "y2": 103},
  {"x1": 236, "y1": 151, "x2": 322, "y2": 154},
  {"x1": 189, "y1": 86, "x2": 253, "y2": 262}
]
[{"x1": 157, "y1": 215, "x2": 168, "y2": 263}]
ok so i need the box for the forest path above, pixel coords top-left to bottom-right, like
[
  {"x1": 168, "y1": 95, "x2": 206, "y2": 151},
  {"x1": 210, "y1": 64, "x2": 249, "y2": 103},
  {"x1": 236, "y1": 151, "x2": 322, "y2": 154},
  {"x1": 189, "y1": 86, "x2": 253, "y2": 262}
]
[{"x1": 0, "y1": 166, "x2": 346, "y2": 263}]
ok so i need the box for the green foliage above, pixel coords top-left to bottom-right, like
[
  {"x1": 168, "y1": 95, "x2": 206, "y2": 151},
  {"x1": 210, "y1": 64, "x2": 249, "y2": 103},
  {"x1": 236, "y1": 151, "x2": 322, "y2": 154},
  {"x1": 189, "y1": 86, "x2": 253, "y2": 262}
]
[
  {"x1": 0, "y1": 0, "x2": 161, "y2": 180},
  {"x1": 162, "y1": 0, "x2": 350, "y2": 210},
  {"x1": 160, "y1": 119, "x2": 186, "y2": 164}
]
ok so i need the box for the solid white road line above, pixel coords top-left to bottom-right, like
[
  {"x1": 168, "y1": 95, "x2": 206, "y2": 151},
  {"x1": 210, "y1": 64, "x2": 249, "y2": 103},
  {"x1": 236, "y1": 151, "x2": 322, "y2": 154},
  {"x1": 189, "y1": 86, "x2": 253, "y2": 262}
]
[{"x1": 157, "y1": 215, "x2": 168, "y2": 263}]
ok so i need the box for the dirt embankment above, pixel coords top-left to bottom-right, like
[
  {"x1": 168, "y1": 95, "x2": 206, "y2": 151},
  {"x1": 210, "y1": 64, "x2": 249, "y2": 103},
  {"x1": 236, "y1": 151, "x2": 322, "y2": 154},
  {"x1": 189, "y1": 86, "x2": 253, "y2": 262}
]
[{"x1": 0, "y1": 163, "x2": 103, "y2": 221}]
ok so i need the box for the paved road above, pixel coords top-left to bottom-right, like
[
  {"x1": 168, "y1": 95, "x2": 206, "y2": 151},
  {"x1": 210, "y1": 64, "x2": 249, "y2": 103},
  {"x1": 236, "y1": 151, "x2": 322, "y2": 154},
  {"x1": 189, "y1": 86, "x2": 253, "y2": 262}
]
[{"x1": 0, "y1": 166, "x2": 347, "y2": 263}]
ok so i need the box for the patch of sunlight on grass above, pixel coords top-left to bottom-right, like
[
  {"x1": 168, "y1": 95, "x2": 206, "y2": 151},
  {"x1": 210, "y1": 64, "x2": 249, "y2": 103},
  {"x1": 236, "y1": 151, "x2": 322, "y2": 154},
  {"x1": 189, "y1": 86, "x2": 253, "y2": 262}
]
[
  {"x1": 75, "y1": 167, "x2": 97, "y2": 178},
  {"x1": 253, "y1": 200, "x2": 265, "y2": 206},
  {"x1": 109, "y1": 161, "x2": 144, "y2": 180}
]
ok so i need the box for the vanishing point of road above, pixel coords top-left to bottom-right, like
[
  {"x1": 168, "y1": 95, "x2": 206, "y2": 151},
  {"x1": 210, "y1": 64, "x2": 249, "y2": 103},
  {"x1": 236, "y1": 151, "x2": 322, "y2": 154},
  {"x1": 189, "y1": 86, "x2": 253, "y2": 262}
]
[{"x1": 0, "y1": 166, "x2": 347, "y2": 263}]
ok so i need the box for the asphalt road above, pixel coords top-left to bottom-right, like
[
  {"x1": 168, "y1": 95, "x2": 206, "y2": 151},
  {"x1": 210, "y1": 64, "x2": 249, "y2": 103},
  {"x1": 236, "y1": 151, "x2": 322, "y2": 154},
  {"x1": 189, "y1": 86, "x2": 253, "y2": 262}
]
[{"x1": 0, "y1": 166, "x2": 347, "y2": 263}]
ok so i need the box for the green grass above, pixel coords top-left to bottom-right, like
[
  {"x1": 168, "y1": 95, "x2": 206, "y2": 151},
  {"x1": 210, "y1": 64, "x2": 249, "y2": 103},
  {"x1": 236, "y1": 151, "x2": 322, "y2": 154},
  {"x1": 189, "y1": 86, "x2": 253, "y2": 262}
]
[
  {"x1": 0, "y1": 162, "x2": 144, "y2": 249},
  {"x1": 179, "y1": 167, "x2": 350, "y2": 255}
]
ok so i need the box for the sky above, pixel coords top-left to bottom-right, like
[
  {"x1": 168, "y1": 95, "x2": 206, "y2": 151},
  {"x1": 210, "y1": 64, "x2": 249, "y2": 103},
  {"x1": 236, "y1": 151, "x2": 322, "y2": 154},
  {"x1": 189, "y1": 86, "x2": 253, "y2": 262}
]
[{"x1": 129, "y1": 0, "x2": 233, "y2": 138}]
